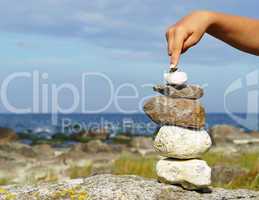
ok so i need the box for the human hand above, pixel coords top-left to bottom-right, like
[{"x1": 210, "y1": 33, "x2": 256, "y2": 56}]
[{"x1": 166, "y1": 11, "x2": 214, "y2": 66}]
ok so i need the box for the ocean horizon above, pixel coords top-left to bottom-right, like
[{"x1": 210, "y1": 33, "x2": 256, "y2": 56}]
[{"x1": 0, "y1": 113, "x2": 258, "y2": 136}]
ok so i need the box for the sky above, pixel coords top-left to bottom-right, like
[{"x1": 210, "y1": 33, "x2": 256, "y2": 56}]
[{"x1": 0, "y1": 0, "x2": 258, "y2": 113}]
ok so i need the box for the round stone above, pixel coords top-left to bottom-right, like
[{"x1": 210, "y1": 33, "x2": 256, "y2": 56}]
[
  {"x1": 153, "y1": 126, "x2": 212, "y2": 159},
  {"x1": 164, "y1": 71, "x2": 188, "y2": 85}
]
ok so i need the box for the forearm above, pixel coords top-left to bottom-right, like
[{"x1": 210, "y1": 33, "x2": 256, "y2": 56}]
[{"x1": 207, "y1": 12, "x2": 259, "y2": 55}]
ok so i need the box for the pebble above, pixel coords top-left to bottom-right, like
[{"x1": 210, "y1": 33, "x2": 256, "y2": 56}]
[{"x1": 164, "y1": 71, "x2": 188, "y2": 85}]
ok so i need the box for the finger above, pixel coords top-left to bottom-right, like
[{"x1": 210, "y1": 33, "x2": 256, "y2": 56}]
[
  {"x1": 170, "y1": 29, "x2": 185, "y2": 65},
  {"x1": 166, "y1": 29, "x2": 173, "y2": 56},
  {"x1": 168, "y1": 36, "x2": 173, "y2": 56},
  {"x1": 182, "y1": 34, "x2": 199, "y2": 53}
]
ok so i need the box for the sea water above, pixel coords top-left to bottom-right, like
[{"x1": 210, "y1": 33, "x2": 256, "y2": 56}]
[{"x1": 0, "y1": 113, "x2": 257, "y2": 137}]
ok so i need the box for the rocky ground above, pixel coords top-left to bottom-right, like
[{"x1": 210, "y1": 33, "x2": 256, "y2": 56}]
[
  {"x1": 0, "y1": 137, "x2": 156, "y2": 185},
  {"x1": 0, "y1": 124, "x2": 258, "y2": 199},
  {"x1": 0, "y1": 174, "x2": 258, "y2": 200}
]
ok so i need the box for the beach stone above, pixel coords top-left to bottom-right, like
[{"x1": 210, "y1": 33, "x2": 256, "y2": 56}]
[
  {"x1": 153, "y1": 84, "x2": 203, "y2": 99},
  {"x1": 164, "y1": 71, "x2": 188, "y2": 85},
  {"x1": 143, "y1": 96, "x2": 205, "y2": 129},
  {"x1": 156, "y1": 158, "x2": 211, "y2": 190},
  {"x1": 154, "y1": 126, "x2": 212, "y2": 159}
]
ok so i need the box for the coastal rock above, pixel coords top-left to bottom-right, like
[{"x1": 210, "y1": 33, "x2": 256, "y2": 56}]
[
  {"x1": 153, "y1": 84, "x2": 203, "y2": 99},
  {"x1": 82, "y1": 140, "x2": 112, "y2": 153},
  {"x1": 69, "y1": 140, "x2": 111, "y2": 154},
  {"x1": 72, "y1": 128, "x2": 109, "y2": 141},
  {"x1": 1, "y1": 174, "x2": 259, "y2": 200},
  {"x1": 130, "y1": 137, "x2": 153, "y2": 149},
  {"x1": 0, "y1": 128, "x2": 17, "y2": 144},
  {"x1": 154, "y1": 126, "x2": 211, "y2": 159},
  {"x1": 0, "y1": 142, "x2": 36, "y2": 158},
  {"x1": 208, "y1": 125, "x2": 252, "y2": 145},
  {"x1": 211, "y1": 165, "x2": 247, "y2": 186},
  {"x1": 143, "y1": 96, "x2": 205, "y2": 129},
  {"x1": 32, "y1": 144, "x2": 55, "y2": 159},
  {"x1": 156, "y1": 159, "x2": 211, "y2": 190}
]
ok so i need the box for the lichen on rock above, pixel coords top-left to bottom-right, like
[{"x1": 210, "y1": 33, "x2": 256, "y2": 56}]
[{"x1": 0, "y1": 174, "x2": 258, "y2": 200}]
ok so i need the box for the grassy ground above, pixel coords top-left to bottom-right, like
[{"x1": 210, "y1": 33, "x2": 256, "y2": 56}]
[
  {"x1": 3, "y1": 143, "x2": 257, "y2": 191},
  {"x1": 203, "y1": 151, "x2": 259, "y2": 190},
  {"x1": 111, "y1": 151, "x2": 259, "y2": 191},
  {"x1": 112, "y1": 153, "x2": 157, "y2": 179}
]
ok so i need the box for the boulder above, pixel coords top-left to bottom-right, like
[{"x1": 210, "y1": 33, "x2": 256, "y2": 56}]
[
  {"x1": 1, "y1": 174, "x2": 258, "y2": 200},
  {"x1": 233, "y1": 138, "x2": 259, "y2": 145},
  {"x1": 0, "y1": 128, "x2": 17, "y2": 144},
  {"x1": 143, "y1": 96, "x2": 205, "y2": 129},
  {"x1": 110, "y1": 144, "x2": 127, "y2": 152},
  {"x1": 208, "y1": 125, "x2": 252, "y2": 145},
  {"x1": 211, "y1": 165, "x2": 247, "y2": 185},
  {"x1": 32, "y1": 144, "x2": 55, "y2": 159},
  {"x1": 0, "y1": 142, "x2": 36, "y2": 158},
  {"x1": 82, "y1": 140, "x2": 111, "y2": 153},
  {"x1": 248, "y1": 131, "x2": 259, "y2": 138},
  {"x1": 130, "y1": 137, "x2": 153, "y2": 149},
  {"x1": 153, "y1": 84, "x2": 203, "y2": 99},
  {"x1": 73, "y1": 128, "x2": 109, "y2": 141},
  {"x1": 154, "y1": 126, "x2": 211, "y2": 159},
  {"x1": 156, "y1": 159, "x2": 211, "y2": 190}
]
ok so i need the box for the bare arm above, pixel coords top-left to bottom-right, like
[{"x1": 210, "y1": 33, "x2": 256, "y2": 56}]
[{"x1": 166, "y1": 11, "x2": 259, "y2": 66}]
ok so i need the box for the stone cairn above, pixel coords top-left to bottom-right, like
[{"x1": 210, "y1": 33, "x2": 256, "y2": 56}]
[{"x1": 143, "y1": 83, "x2": 212, "y2": 190}]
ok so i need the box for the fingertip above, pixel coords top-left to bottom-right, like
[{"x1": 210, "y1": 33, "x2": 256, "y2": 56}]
[
  {"x1": 171, "y1": 53, "x2": 179, "y2": 66},
  {"x1": 170, "y1": 56, "x2": 175, "y2": 65}
]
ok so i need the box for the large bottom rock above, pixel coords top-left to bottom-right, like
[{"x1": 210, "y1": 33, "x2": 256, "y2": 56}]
[
  {"x1": 1, "y1": 174, "x2": 258, "y2": 200},
  {"x1": 156, "y1": 159, "x2": 211, "y2": 190},
  {"x1": 154, "y1": 126, "x2": 212, "y2": 159}
]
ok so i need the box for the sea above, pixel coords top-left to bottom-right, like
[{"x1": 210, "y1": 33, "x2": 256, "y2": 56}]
[{"x1": 0, "y1": 113, "x2": 258, "y2": 137}]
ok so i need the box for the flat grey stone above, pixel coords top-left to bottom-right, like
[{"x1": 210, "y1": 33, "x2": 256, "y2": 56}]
[{"x1": 153, "y1": 84, "x2": 203, "y2": 99}]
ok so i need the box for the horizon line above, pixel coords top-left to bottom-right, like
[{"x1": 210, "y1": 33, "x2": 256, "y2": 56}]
[{"x1": 0, "y1": 112, "x2": 257, "y2": 115}]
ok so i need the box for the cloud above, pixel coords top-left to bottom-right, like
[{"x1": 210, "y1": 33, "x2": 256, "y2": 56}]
[{"x1": 0, "y1": 0, "x2": 258, "y2": 65}]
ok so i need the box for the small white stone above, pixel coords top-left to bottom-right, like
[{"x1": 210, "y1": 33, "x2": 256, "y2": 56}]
[
  {"x1": 154, "y1": 126, "x2": 212, "y2": 159},
  {"x1": 164, "y1": 71, "x2": 188, "y2": 85},
  {"x1": 169, "y1": 64, "x2": 176, "y2": 69},
  {"x1": 156, "y1": 158, "x2": 211, "y2": 189}
]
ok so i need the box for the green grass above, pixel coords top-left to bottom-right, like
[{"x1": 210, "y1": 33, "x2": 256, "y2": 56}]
[
  {"x1": 0, "y1": 178, "x2": 9, "y2": 185},
  {"x1": 202, "y1": 151, "x2": 259, "y2": 190},
  {"x1": 67, "y1": 163, "x2": 93, "y2": 179},
  {"x1": 112, "y1": 153, "x2": 157, "y2": 179},
  {"x1": 202, "y1": 152, "x2": 259, "y2": 170},
  {"x1": 111, "y1": 151, "x2": 259, "y2": 190}
]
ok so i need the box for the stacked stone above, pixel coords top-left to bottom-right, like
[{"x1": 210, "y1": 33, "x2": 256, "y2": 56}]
[{"x1": 143, "y1": 84, "x2": 212, "y2": 190}]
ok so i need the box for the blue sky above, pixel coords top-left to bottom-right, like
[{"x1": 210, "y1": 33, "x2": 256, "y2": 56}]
[{"x1": 0, "y1": 0, "x2": 258, "y2": 113}]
